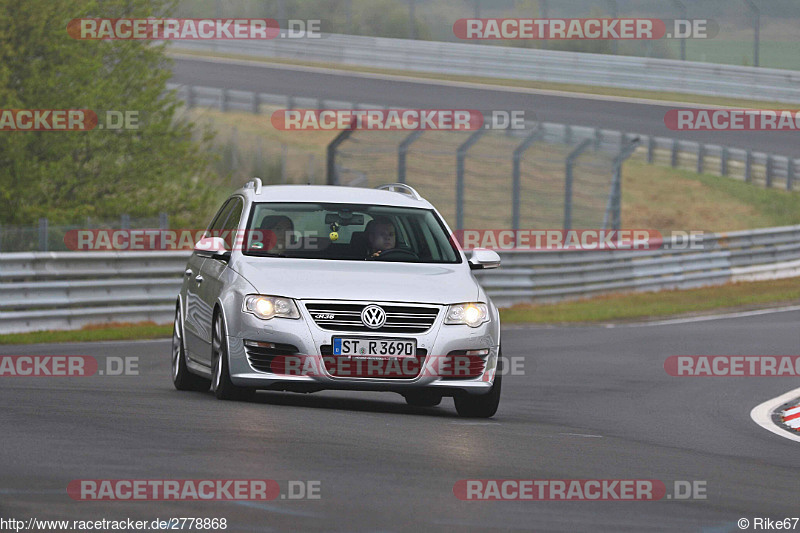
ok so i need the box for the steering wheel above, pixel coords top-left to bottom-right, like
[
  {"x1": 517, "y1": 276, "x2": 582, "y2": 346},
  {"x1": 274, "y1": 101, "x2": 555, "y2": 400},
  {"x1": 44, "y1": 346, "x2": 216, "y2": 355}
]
[{"x1": 366, "y1": 248, "x2": 419, "y2": 261}]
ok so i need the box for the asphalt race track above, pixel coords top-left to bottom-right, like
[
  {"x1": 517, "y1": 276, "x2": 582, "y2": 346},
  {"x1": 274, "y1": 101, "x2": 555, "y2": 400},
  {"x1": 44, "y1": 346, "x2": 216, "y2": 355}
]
[
  {"x1": 2, "y1": 310, "x2": 799, "y2": 532},
  {"x1": 171, "y1": 57, "x2": 800, "y2": 158}
]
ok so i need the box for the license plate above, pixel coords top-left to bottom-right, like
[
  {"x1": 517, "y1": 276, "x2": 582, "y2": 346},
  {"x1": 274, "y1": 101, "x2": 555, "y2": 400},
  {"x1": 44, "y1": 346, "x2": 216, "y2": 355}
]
[{"x1": 332, "y1": 337, "x2": 417, "y2": 357}]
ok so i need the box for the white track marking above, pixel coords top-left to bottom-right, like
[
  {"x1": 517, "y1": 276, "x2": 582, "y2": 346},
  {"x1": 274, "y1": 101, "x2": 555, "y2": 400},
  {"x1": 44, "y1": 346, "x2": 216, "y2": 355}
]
[
  {"x1": 620, "y1": 305, "x2": 800, "y2": 327},
  {"x1": 750, "y1": 387, "x2": 800, "y2": 443},
  {"x1": 502, "y1": 305, "x2": 800, "y2": 330}
]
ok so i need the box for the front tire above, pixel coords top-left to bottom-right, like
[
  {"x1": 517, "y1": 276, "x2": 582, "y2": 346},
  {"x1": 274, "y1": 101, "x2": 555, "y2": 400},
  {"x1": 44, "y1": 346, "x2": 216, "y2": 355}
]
[
  {"x1": 211, "y1": 312, "x2": 254, "y2": 401},
  {"x1": 172, "y1": 306, "x2": 210, "y2": 392},
  {"x1": 454, "y1": 371, "x2": 501, "y2": 418}
]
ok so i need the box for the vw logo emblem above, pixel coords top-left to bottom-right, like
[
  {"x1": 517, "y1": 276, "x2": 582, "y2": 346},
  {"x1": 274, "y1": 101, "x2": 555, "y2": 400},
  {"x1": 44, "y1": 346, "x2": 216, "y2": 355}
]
[{"x1": 361, "y1": 305, "x2": 386, "y2": 329}]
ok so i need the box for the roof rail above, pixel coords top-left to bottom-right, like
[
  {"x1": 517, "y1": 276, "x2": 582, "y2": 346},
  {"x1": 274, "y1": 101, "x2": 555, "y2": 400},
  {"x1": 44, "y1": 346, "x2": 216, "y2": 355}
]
[
  {"x1": 375, "y1": 183, "x2": 422, "y2": 200},
  {"x1": 244, "y1": 177, "x2": 263, "y2": 195}
]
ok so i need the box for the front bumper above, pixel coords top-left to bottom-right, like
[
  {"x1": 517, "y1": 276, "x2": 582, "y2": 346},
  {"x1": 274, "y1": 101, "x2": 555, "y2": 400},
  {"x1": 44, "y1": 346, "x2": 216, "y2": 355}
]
[{"x1": 225, "y1": 300, "x2": 500, "y2": 396}]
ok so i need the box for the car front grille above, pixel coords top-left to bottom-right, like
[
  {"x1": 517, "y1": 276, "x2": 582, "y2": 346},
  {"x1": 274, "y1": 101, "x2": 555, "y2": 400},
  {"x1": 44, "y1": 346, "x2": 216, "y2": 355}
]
[{"x1": 304, "y1": 302, "x2": 439, "y2": 333}]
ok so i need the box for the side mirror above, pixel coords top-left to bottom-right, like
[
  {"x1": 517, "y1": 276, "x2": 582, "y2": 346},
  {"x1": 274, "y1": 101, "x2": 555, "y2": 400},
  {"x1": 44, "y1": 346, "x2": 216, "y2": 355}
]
[
  {"x1": 468, "y1": 248, "x2": 501, "y2": 270},
  {"x1": 194, "y1": 236, "x2": 231, "y2": 261}
]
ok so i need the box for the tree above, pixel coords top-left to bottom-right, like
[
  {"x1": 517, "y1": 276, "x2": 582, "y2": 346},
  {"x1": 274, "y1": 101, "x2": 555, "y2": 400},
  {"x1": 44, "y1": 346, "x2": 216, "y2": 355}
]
[{"x1": 0, "y1": 0, "x2": 218, "y2": 225}]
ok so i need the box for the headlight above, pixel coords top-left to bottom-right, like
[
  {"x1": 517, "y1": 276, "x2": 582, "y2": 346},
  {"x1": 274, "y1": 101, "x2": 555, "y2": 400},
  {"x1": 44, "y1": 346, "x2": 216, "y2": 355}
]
[
  {"x1": 445, "y1": 303, "x2": 489, "y2": 328},
  {"x1": 243, "y1": 295, "x2": 300, "y2": 320}
]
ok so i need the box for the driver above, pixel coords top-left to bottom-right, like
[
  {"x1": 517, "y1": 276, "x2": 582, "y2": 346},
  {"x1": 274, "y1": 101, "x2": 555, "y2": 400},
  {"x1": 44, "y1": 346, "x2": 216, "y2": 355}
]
[
  {"x1": 365, "y1": 216, "x2": 396, "y2": 258},
  {"x1": 256, "y1": 215, "x2": 294, "y2": 253}
]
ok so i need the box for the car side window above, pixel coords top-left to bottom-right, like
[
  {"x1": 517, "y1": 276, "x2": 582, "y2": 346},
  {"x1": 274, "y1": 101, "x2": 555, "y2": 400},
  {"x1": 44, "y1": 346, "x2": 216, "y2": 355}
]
[
  {"x1": 206, "y1": 199, "x2": 234, "y2": 236},
  {"x1": 220, "y1": 198, "x2": 244, "y2": 249}
]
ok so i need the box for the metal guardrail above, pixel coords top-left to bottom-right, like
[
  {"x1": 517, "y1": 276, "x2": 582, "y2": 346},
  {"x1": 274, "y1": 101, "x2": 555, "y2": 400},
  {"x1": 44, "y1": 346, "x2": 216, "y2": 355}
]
[
  {"x1": 0, "y1": 252, "x2": 185, "y2": 333},
  {"x1": 2, "y1": 225, "x2": 800, "y2": 333},
  {"x1": 475, "y1": 225, "x2": 800, "y2": 307},
  {"x1": 170, "y1": 83, "x2": 800, "y2": 191},
  {"x1": 169, "y1": 33, "x2": 800, "y2": 104}
]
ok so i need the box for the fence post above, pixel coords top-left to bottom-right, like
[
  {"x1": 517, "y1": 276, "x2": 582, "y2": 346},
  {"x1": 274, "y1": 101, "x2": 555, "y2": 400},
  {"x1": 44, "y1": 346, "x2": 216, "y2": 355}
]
[
  {"x1": 307, "y1": 154, "x2": 316, "y2": 185},
  {"x1": 721, "y1": 146, "x2": 728, "y2": 175},
  {"x1": 219, "y1": 89, "x2": 228, "y2": 112},
  {"x1": 564, "y1": 139, "x2": 592, "y2": 230},
  {"x1": 456, "y1": 129, "x2": 487, "y2": 230},
  {"x1": 186, "y1": 85, "x2": 195, "y2": 108},
  {"x1": 326, "y1": 130, "x2": 354, "y2": 185},
  {"x1": 564, "y1": 124, "x2": 573, "y2": 145},
  {"x1": 541, "y1": 0, "x2": 549, "y2": 49},
  {"x1": 671, "y1": 139, "x2": 679, "y2": 167},
  {"x1": 159, "y1": 212, "x2": 169, "y2": 230},
  {"x1": 647, "y1": 135, "x2": 655, "y2": 164},
  {"x1": 121, "y1": 214, "x2": 130, "y2": 230},
  {"x1": 604, "y1": 138, "x2": 640, "y2": 231},
  {"x1": 38, "y1": 217, "x2": 48, "y2": 252},
  {"x1": 251, "y1": 92, "x2": 260, "y2": 114},
  {"x1": 765, "y1": 155, "x2": 773, "y2": 188},
  {"x1": 696, "y1": 144, "x2": 704, "y2": 174},
  {"x1": 606, "y1": 0, "x2": 618, "y2": 54},
  {"x1": 670, "y1": 0, "x2": 687, "y2": 60},
  {"x1": 745, "y1": 150, "x2": 752, "y2": 183},
  {"x1": 743, "y1": 0, "x2": 760, "y2": 67},
  {"x1": 512, "y1": 127, "x2": 543, "y2": 231},
  {"x1": 594, "y1": 128, "x2": 602, "y2": 150},
  {"x1": 398, "y1": 130, "x2": 424, "y2": 184},
  {"x1": 788, "y1": 158, "x2": 796, "y2": 191},
  {"x1": 281, "y1": 143, "x2": 288, "y2": 184}
]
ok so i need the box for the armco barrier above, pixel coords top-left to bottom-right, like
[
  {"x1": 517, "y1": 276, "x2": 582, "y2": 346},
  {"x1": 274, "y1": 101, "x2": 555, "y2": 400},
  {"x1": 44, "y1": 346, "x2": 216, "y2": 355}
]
[
  {"x1": 475, "y1": 225, "x2": 800, "y2": 306},
  {"x1": 0, "y1": 252, "x2": 187, "y2": 333},
  {"x1": 169, "y1": 33, "x2": 800, "y2": 104},
  {"x1": 1, "y1": 226, "x2": 799, "y2": 333}
]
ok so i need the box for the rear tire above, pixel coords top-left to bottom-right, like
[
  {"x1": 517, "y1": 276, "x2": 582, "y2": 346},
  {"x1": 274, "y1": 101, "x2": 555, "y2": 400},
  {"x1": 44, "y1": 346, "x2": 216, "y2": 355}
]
[
  {"x1": 172, "y1": 306, "x2": 210, "y2": 392},
  {"x1": 403, "y1": 391, "x2": 443, "y2": 407},
  {"x1": 211, "y1": 312, "x2": 254, "y2": 401},
  {"x1": 454, "y1": 371, "x2": 501, "y2": 418}
]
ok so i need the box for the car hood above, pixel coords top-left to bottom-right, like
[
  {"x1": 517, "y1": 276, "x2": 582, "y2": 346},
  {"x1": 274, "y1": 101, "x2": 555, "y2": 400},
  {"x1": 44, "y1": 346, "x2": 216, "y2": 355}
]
[{"x1": 231, "y1": 257, "x2": 479, "y2": 304}]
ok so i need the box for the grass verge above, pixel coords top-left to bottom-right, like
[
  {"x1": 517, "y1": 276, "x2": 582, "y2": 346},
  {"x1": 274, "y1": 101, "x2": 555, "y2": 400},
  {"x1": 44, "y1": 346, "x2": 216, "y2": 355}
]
[
  {"x1": 0, "y1": 322, "x2": 172, "y2": 345},
  {"x1": 621, "y1": 160, "x2": 800, "y2": 231},
  {"x1": 500, "y1": 278, "x2": 800, "y2": 324}
]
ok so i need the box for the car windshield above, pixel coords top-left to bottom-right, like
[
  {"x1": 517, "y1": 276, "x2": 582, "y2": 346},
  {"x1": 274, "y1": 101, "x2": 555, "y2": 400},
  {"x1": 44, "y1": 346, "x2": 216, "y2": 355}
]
[{"x1": 243, "y1": 202, "x2": 461, "y2": 263}]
